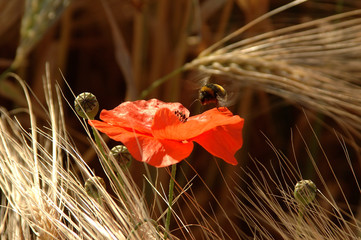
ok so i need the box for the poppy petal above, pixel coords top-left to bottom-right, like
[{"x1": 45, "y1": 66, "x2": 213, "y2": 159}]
[
  {"x1": 142, "y1": 139, "x2": 194, "y2": 167},
  {"x1": 192, "y1": 123, "x2": 244, "y2": 165},
  {"x1": 99, "y1": 99, "x2": 188, "y2": 133},
  {"x1": 151, "y1": 108, "x2": 185, "y2": 139},
  {"x1": 106, "y1": 131, "x2": 194, "y2": 167},
  {"x1": 152, "y1": 107, "x2": 243, "y2": 141},
  {"x1": 89, "y1": 119, "x2": 194, "y2": 167}
]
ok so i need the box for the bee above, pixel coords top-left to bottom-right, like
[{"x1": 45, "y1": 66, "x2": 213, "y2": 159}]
[{"x1": 198, "y1": 83, "x2": 227, "y2": 108}]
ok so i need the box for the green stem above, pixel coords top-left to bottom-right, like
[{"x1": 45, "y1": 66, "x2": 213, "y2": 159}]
[
  {"x1": 91, "y1": 127, "x2": 106, "y2": 158},
  {"x1": 164, "y1": 164, "x2": 177, "y2": 239},
  {"x1": 91, "y1": 126, "x2": 127, "y2": 201},
  {"x1": 139, "y1": 66, "x2": 185, "y2": 99}
]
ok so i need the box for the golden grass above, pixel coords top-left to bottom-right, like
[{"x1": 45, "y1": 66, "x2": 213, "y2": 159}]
[
  {"x1": 0, "y1": 70, "x2": 161, "y2": 239},
  {"x1": 2, "y1": 76, "x2": 360, "y2": 239},
  {"x1": 1, "y1": 0, "x2": 361, "y2": 239},
  {"x1": 234, "y1": 130, "x2": 361, "y2": 239}
]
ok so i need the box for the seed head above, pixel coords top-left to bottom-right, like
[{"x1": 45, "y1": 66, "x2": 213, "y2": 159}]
[
  {"x1": 85, "y1": 176, "x2": 106, "y2": 200},
  {"x1": 294, "y1": 180, "x2": 317, "y2": 206},
  {"x1": 111, "y1": 145, "x2": 132, "y2": 166},
  {"x1": 74, "y1": 92, "x2": 99, "y2": 119}
]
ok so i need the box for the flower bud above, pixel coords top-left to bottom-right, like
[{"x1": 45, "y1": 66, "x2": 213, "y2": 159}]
[
  {"x1": 85, "y1": 176, "x2": 106, "y2": 200},
  {"x1": 74, "y1": 92, "x2": 99, "y2": 119},
  {"x1": 110, "y1": 145, "x2": 132, "y2": 166},
  {"x1": 294, "y1": 180, "x2": 317, "y2": 206}
]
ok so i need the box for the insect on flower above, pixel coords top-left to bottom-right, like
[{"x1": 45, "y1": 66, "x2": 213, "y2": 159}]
[{"x1": 89, "y1": 99, "x2": 244, "y2": 167}]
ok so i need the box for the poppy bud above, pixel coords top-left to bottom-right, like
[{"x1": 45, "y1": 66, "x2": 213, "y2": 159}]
[
  {"x1": 294, "y1": 180, "x2": 317, "y2": 206},
  {"x1": 85, "y1": 176, "x2": 106, "y2": 200},
  {"x1": 74, "y1": 92, "x2": 99, "y2": 119},
  {"x1": 110, "y1": 145, "x2": 132, "y2": 166}
]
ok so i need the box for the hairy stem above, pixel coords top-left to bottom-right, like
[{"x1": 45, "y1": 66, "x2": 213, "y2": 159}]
[{"x1": 164, "y1": 164, "x2": 177, "y2": 239}]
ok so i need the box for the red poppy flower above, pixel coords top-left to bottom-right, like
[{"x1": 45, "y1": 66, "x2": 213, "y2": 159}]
[{"x1": 88, "y1": 99, "x2": 244, "y2": 168}]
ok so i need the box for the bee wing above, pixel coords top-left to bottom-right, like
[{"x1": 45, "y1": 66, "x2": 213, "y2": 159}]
[
  {"x1": 185, "y1": 71, "x2": 211, "y2": 90},
  {"x1": 218, "y1": 91, "x2": 238, "y2": 107}
]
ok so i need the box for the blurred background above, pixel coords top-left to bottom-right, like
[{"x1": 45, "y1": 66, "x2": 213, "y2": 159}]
[{"x1": 1, "y1": 0, "x2": 361, "y2": 238}]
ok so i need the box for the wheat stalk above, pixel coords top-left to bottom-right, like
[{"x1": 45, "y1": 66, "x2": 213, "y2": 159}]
[{"x1": 185, "y1": 9, "x2": 361, "y2": 142}]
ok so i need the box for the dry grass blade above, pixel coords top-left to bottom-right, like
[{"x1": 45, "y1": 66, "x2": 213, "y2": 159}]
[
  {"x1": 0, "y1": 72, "x2": 161, "y2": 239},
  {"x1": 185, "y1": 9, "x2": 361, "y2": 142},
  {"x1": 232, "y1": 129, "x2": 361, "y2": 239}
]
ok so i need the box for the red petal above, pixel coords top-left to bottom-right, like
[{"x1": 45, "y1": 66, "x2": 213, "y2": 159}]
[
  {"x1": 192, "y1": 122, "x2": 244, "y2": 165},
  {"x1": 152, "y1": 107, "x2": 243, "y2": 141},
  {"x1": 99, "y1": 99, "x2": 188, "y2": 134},
  {"x1": 142, "y1": 139, "x2": 194, "y2": 167},
  {"x1": 89, "y1": 119, "x2": 194, "y2": 167},
  {"x1": 151, "y1": 108, "x2": 184, "y2": 139}
]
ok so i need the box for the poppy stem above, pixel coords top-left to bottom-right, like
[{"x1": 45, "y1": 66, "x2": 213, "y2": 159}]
[
  {"x1": 91, "y1": 127, "x2": 106, "y2": 157},
  {"x1": 164, "y1": 164, "x2": 177, "y2": 239},
  {"x1": 91, "y1": 126, "x2": 128, "y2": 202}
]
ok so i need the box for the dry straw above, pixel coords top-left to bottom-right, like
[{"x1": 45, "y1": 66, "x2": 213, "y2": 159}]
[
  {"x1": 0, "y1": 68, "x2": 161, "y2": 239},
  {"x1": 233, "y1": 131, "x2": 361, "y2": 239}
]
